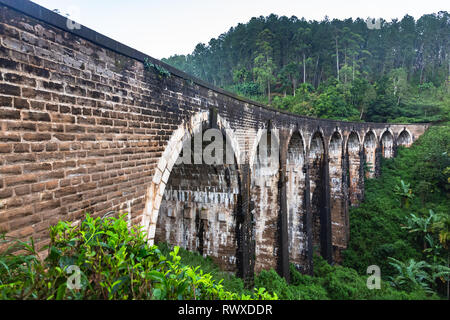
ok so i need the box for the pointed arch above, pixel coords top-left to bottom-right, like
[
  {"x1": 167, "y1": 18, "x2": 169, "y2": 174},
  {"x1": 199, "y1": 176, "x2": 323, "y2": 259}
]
[
  {"x1": 308, "y1": 130, "x2": 327, "y2": 258},
  {"x1": 141, "y1": 111, "x2": 242, "y2": 245},
  {"x1": 363, "y1": 130, "x2": 377, "y2": 178},
  {"x1": 380, "y1": 129, "x2": 394, "y2": 158},
  {"x1": 397, "y1": 129, "x2": 412, "y2": 147}
]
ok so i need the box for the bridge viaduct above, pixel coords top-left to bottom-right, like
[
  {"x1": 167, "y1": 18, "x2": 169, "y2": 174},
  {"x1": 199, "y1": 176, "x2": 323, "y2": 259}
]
[{"x1": 0, "y1": 0, "x2": 429, "y2": 282}]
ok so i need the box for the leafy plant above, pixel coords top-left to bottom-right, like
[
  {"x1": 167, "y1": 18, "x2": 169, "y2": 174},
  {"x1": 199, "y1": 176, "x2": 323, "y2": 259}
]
[
  {"x1": 0, "y1": 214, "x2": 276, "y2": 300},
  {"x1": 388, "y1": 258, "x2": 433, "y2": 292},
  {"x1": 394, "y1": 180, "x2": 414, "y2": 208},
  {"x1": 144, "y1": 58, "x2": 171, "y2": 79}
]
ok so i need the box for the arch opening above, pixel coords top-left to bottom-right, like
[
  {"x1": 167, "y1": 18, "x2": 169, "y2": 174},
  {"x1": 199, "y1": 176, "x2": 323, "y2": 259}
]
[
  {"x1": 381, "y1": 130, "x2": 394, "y2": 158},
  {"x1": 153, "y1": 116, "x2": 241, "y2": 272},
  {"x1": 397, "y1": 130, "x2": 412, "y2": 147},
  {"x1": 363, "y1": 131, "x2": 377, "y2": 178},
  {"x1": 309, "y1": 132, "x2": 326, "y2": 258},
  {"x1": 286, "y1": 131, "x2": 306, "y2": 270}
]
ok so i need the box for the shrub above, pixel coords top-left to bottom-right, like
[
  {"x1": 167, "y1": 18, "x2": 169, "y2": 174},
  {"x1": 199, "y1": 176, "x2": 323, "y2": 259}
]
[{"x1": 0, "y1": 214, "x2": 277, "y2": 300}]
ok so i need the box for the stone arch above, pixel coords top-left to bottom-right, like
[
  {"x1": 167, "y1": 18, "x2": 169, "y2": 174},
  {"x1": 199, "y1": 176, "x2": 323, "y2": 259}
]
[
  {"x1": 308, "y1": 131, "x2": 327, "y2": 258},
  {"x1": 397, "y1": 128, "x2": 412, "y2": 147},
  {"x1": 380, "y1": 129, "x2": 394, "y2": 158},
  {"x1": 250, "y1": 127, "x2": 280, "y2": 273},
  {"x1": 346, "y1": 131, "x2": 362, "y2": 206},
  {"x1": 363, "y1": 130, "x2": 377, "y2": 178},
  {"x1": 149, "y1": 111, "x2": 243, "y2": 271},
  {"x1": 142, "y1": 111, "x2": 242, "y2": 245},
  {"x1": 286, "y1": 130, "x2": 307, "y2": 269},
  {"x1": 328, "y1": 131, "x2": 346, "y2": 258}
]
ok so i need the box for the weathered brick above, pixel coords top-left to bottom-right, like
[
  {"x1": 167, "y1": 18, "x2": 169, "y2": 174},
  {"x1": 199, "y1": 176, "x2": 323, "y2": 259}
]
[
  {"x1": 45, "y1": 180, "x2": 58, "y2": 190},
  {"x1": 5, "y1": 174, "x2": 38, "y2": 187},
  {"x1": 30, "y1": 100, "x2": 45, "y2": 110},
  {"x1": 0, "y1": 133, "x2": 21, "y2": 142},
  {"x1": 0, "y1": 108, "x2": 20, "y2": 119},
  {"x1": 65, "y1": 124, "x2": 85, "y2": 133},
  {"x1": 31, "y1": 183, "x2": 46, "y2": 192},
  {"x1": 22, "y1": 88, "x2": 52, "y2": 100},
  {"x1": 15, "y1": 185, "x2": 31, "y2": 196},
  {"x1": 52, "y1": 160, "x2": 76, "y2": 170},
  {"x1": 0, "y1": 143, "x2": 12, "y2": 153},
  {"x1": 22, "y1": 64, "x2": 50, "y2": 78},
  {"x1": 0, "y1": 188, "x2": 13, "y2": 199},
  {"x1": 30, "y1": 143, "x2": 45, "y2": 152},
  {"x1": 24, "y1": 162, "x2": 52, "y2": 172},
  {"x1": 0, "y1": 164, "x2": 22, "y2": 175},
  {"x1": 0, "y1": 83, "x2": 20, "y2": 96},
  {"x1": 4, "y1": 73, "x2": 36, "y2": 87},
  {"x1": 6, "y1": 121, "x2": 36, "y2": 131},
  {"x1": 53, "y1": 133, "x2": 75, "y2": 141},
  {"x1": 22, "y1": 111, "x2": 51, "y2": 122},
  {"x1": 23, "y1": 132, "x2": 51, "y2": 141},
  {"x1": 0, "y1": 57, "x2": 20, "y2": 70},
  {"x1": 13, "y1": 143, "x2": 30, "y2": 153},
  {"x1": 13, "y1": 97, "x2": 30, "y2": 109},
  {"x1": 51, "y1": 113, "x2": 75, "y2": 123},
  {"x1": 41, "y1": 80, "x2": 64, "y2": 91},
  {"x1": 54, "y1": 186, "x2": 77, "y2": 198},
  {"x1": 0, "y1": 95, "x2": 13, "y2": 106}
]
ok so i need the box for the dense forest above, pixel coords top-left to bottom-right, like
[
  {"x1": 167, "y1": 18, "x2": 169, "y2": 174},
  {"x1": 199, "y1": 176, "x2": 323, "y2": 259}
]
[{"x1": 163, "y1": 12, "x2": 450, "y2": 123}]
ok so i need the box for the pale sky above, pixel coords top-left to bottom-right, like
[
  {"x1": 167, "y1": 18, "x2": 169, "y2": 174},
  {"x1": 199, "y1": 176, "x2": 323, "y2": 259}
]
[{"x1": 31, "y1": 0, "x2": 449, "y2": 60}]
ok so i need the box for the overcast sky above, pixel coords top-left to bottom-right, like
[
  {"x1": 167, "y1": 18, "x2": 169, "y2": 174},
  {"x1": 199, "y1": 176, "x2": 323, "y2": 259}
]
[{"x1": 31, "y1": 0, "x2": 449, "y2": 60}]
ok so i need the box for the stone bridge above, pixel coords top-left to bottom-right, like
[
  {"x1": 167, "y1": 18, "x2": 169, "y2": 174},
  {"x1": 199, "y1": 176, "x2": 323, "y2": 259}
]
[{"x1": 0, "y1": 1, "x2": 429, "y2": 282}]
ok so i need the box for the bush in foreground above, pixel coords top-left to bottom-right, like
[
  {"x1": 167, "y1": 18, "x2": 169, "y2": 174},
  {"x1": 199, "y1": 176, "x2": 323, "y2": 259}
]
[{"x1": 0, "y1": 214, "x2": 277, "y2": 300}]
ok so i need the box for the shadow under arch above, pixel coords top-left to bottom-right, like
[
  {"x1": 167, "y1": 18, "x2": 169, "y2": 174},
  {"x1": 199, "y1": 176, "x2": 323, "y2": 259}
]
[
  {"x1": 397, "y1": 128, "x2": 412, "y2": 147},
  {"x1": 380, "y1": 129, "x2": 394, "y2": 158},
  {"x1": 363, "y1": 130, "x2": 377, "y2": 178},
  {"x1": 308, "y1": 130, "x2": 329, "y2": 261},
  {"x1": 346, "y1": 131, "x2": 362, "y2": 206},
  {"x1": 141, "y1": 111, "x2": 243, "y2": 271},
  {"x1": 286, "y1": 130, "x2": 307, "y2": 270}
]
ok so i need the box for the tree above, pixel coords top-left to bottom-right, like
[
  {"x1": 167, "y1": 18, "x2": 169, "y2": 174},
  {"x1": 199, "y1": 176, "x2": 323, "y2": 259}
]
[
  {"x1": 253, "y1": 29, "x2": 276, "y2": 104},
  {"x1": 293, "y1": 27, "x2": 312, "y2": 83},
  {"x1": 389, "y1": 68, "x2": 409, "y2": 105}
]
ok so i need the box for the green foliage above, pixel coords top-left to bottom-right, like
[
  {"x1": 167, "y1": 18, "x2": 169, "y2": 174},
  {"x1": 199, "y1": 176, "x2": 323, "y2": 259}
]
[
  {"x1": 342, "y1": 124, "x2": 450, "y2": 298},
  {"x1": 163, "y1": 12, "x2": 449, "y2": 123},
  {"x1": 387, "y1": 256, "x2": 450, "y2": 294},
  {"x1": 0, "y1": 214, "x2": 276, "y2": 300},
  {"x1": 157, "y1": 243, "x2": 246, "y2": 295},
  {"x1": 144, "y1": 58, "x2": 171, "y2": 79},
  {"x1": 394, "y1": 180, "x2": 414, "y2": 208}
]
